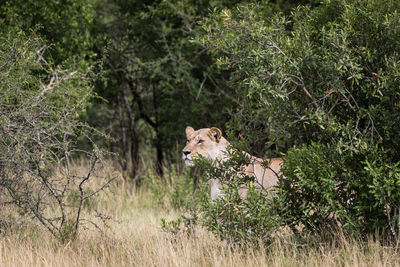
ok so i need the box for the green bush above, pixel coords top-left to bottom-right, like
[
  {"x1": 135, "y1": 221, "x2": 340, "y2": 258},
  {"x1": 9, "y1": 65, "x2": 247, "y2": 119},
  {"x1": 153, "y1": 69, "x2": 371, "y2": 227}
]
[
  {"x1": 0, "y1": 29, "x2": 109, "y2": 241},
  {"x1": 280, "y1": 142, "x2": 400, "y2": 238},
  {"x1": 190, "y1": 153, "x2": 281, "y2": 244},
  {"x1": 200, "y1": 182, "x2": 281, "y2": 244},
  {"x1": 280, "y1": 143, "x2": 362, "y2": 233},
  {"x1": 196, "y1": 0, "x2": 400, "y2": 242}
]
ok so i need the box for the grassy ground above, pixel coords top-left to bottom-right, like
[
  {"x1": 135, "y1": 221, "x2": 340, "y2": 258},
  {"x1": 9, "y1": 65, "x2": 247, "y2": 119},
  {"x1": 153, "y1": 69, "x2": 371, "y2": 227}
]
[{"x1": 1, "y1": 163, "x2": 400, "y2": 267}]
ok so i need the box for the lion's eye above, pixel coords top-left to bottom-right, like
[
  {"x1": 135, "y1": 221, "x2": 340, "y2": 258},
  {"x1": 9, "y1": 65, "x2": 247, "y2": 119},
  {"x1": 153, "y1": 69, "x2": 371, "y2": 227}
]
[{"x1": 197, "y1": 140, "x2": 204, "y2": 144}]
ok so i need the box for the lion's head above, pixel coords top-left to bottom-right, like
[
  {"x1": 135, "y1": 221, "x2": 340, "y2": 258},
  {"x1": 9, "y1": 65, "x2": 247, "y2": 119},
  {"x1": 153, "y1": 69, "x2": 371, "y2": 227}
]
[{"x1": 182, "y1": 126, "x2": 229, "y2": 167}]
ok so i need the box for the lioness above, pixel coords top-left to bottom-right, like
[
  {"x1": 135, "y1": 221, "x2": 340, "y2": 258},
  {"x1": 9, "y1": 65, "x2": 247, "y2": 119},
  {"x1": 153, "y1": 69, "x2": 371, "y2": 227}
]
[{"x1": 182, "y1": 126, "x2": 282, "y2": 199}]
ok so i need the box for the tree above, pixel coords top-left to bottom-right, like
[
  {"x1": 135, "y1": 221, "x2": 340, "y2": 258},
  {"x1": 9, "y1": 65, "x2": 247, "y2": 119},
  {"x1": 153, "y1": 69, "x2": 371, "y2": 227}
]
[
  {"x1": 0, "y1": 0, "x2": 98, "y2": 67},
  {"x1": 92, "y1": 0, "x2": 239, "y2": 179}
]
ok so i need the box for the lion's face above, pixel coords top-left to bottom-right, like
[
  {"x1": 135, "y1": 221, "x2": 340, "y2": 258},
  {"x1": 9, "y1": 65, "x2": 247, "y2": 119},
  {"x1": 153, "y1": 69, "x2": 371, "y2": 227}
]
[{"x1": 182, "y1": 126, "x2": 229, "y2": 167}]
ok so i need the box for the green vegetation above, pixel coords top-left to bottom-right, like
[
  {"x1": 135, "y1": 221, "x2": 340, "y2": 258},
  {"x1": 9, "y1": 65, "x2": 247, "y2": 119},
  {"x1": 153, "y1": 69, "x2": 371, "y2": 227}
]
[
  {"x1": 197, "y1": 0, "x2": 400, "y2": 243},
  {"x1": 0, "y1": 28, "x2": 110, "y2": 241},
  {"x1": 1, "y1": 0, "x2": 400, "y2": 261}
]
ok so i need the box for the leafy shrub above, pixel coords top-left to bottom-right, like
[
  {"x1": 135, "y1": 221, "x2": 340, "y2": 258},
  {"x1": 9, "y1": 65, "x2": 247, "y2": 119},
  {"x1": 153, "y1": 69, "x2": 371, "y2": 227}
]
[
  {"x1": 0, "y1": 29, "x2": 111, "y2": 241},
  {"x1": 279, "y1": 142, "x2": 363, "y2": 233},
  {"x1": 200, "y1": 183, "x2": 281, "y2": 244},
  {"x1": 196, "y1": 0, "x2": 400, "y2": 242},
  {"x1": 192, "y1": 153, "x2": 282, "y2": 244},
  {"x1": 280, "y1": 141, "x2": 400, "y2": 240}
]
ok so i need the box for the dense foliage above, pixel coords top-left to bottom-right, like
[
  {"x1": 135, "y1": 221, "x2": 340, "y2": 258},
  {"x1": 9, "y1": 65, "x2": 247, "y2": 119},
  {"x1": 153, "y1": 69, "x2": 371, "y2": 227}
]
[
  {"x1": 0, "y1": 0, "x2": 98, "y2": 67},
  {"x1": 198, "y1": 0, "x2": 400, "y2": 241}
]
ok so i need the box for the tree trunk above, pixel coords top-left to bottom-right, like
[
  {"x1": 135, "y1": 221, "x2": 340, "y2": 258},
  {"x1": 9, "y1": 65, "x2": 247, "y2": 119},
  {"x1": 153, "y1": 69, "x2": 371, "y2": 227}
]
[
  {"x1": 117, "y1": 98, "x2": 128, "y2": 175},
  {"x1": 122, "y1": 86, "x2": 139, "y2": 179},
  {"x1": 152, "y1": 85, "x2": 164, "y2": 177},
  {"x1": 128, "y1": 81, "x2": 164, "y2": 178},
  {"x1": 155, "y1": 131, "x2": 163, "y2": 177}
]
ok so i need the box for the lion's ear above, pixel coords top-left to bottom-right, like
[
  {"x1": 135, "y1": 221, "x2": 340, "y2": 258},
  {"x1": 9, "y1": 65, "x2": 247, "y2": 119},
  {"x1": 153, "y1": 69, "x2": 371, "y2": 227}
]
[
  {"x1": 209, "y1": 127, "x2": 222, "y2": 143},
  {"x1": 185, "y1": 126, "x2": 195, "y2": 137}
]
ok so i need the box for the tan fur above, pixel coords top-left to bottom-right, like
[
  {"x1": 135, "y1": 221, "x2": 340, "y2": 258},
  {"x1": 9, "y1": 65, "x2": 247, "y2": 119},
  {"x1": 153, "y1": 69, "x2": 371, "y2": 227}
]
[{"x1": 182, "y1": 126, "x2": 282, "y2": 199}]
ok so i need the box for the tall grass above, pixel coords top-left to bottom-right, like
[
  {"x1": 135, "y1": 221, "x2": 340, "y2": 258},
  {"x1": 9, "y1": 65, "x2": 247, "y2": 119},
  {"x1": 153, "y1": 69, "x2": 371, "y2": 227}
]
[{"x1": 1, "y1": 161, "x2": 400, "y2": 266}]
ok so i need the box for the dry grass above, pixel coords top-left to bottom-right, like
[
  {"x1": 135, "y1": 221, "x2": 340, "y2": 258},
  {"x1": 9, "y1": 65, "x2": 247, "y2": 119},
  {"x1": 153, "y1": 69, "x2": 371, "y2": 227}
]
[{"x1": 1, "y1": 162, "x2": 400, "y2": 267}]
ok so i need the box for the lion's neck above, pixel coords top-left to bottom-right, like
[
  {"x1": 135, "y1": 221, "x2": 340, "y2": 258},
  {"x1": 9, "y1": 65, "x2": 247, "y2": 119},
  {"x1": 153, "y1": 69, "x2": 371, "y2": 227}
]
[{"x1": 212, "y1": 137, "x2": 230, "y2": 162}]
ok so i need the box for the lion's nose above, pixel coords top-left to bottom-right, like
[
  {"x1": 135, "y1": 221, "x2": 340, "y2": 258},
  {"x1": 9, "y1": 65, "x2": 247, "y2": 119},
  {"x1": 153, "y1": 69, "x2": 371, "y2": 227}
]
[{"x1": 183, "y1": 150, "x2": 191, "y2": 156}]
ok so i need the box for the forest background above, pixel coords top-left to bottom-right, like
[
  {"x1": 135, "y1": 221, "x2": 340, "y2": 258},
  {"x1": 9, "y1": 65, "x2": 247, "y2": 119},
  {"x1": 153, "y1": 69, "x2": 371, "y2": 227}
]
[{"x1": 1, "y1": 0, "x2": 400, "y2": 265}]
